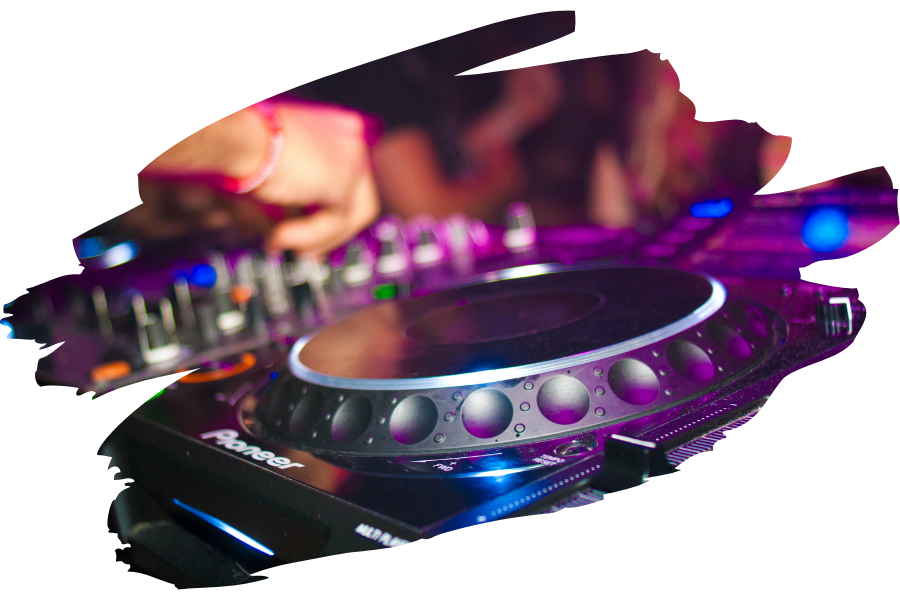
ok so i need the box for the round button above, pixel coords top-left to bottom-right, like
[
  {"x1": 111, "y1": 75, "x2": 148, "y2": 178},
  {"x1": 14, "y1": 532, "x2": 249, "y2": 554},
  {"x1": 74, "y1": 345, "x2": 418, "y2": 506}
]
[
  {"x1": 708, "y1": 321, "x2": 752, "y2": 359},
  {"x1": 262, "y1": 377, "x2": 292, "y2": 424},
  {"x1": 389, "y1": 395, "x2": 438, "y2": 445},
  {"x1": 746, "y1": 306, "x2": 768, "y2": 337},
  {"x1": 331, "y1": 395, "x2": 373, "y2": 443},
  {"x1": 91, "y1": 360, "x2": 131, "y2": 383},
  {"x1": 461, "y1": 389, "x2": 513, "y2": 438},
  {"x1": 666, "y1": 340, "x2": 715, "y2": 383},
  {"x1": 608, "y1": 359, "x2": 659, "y2": 405},
  {"x1": 288, "y1": 391, "x2": 323, "y2": 437},
  {"x1": 537, "y1": 376, "x2": 590, "y2": 425}
]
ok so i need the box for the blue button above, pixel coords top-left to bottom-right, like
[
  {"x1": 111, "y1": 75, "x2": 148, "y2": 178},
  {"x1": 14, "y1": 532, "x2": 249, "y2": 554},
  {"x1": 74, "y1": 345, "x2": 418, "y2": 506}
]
[
  {"x1": 690, "y1": 197, "x2": 734, "y2": 218},
  {"x1": 801, "y1": 206, "x2": 849, "y2": 252},
  {"x1": 189, "y1": 263, "x2": 217, "y2": 288}
]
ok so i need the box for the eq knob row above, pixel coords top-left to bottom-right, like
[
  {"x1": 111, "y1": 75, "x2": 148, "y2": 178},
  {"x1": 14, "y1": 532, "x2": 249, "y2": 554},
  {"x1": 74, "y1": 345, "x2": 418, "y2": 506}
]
[{"x1": 336, "y1": 204, "x2": 537, "y2": 287}]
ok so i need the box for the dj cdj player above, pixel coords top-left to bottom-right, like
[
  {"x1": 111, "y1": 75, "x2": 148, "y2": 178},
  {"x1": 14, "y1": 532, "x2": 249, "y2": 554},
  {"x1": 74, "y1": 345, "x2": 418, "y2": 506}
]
[{"x1": 5, "y1": 189, "x2": 896, "y2": 587}]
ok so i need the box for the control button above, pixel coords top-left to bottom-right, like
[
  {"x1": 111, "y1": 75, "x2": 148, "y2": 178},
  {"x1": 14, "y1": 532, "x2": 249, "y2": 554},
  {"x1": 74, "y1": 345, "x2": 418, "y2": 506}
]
[
  {"x1": 260, "y1": 375, "x2": 289, "y2": 424},
  {"x1": 389, "y1": 395, "x2": 438, "y2": 445},
  {"x1": 187, "y1": 263, "x2": 217, "y2": 288},
  {"x1": 179, "y1": 353, "x2": 256, "y2": 384},
  {"x1": 554, "y1": 436, "x2": 598, "y2": 457},
  {"x1": 340, "y1": 240, "x2": 375, "y2": 286},
  {"x1": 537, "y1": 376, "x2": 590, "y2": 425},
  {"x1": 331, "y1": 395, "x2": 373, "y2": 443},
  {"x1": 708, "y1": 322, "x2": 752, "y2": 359},
  {"x1": 133, "y1": 294, "x2": 181, "y2": 365},
  {"x1": 230, "y1": 285, "x2": 255, "y2": 306},
  {"x1": 90, "y1": 360, "x2": 131, "y2": 383},
  {"x1": 172, "y1": 276, "x2": 196, "y2": 329},
  {"x1": 801, "y1": 205, "x2": 849, "y2": 252},
  {"x1": 816, "y1": 297, "x2": 853, "y2": 337},
  {"x1": 208, "y1": 251, "x2": 246, "y2": 334},
  {"x1": 461, "y1": 389, "x2": 513, "y2": 439},
  {"x1": 503, "y1": 202, "x2": 537, "y2": 250},
  {"x1": 196, "y1": 302, "x2": 220, "y2": 345},
  {"x1": 260, "y1": 254, "x2": 291, "y2": 317},
  {"x1": 373, "y1": 217, "x2": 410, "y2": 275},
  {"x1": 746, "y1": 306, "x2": 769, "y2": 337},
  {"x1": 91, "y1": 286, "x2": 114, "y2": 342},
  {"x1": 608, "y1": 359, "x2": 659, "y2": 405},
  {"x1": 445, "y1": 213, "x2": 474, "y2": 256},
  {"x1": 467, "y1": 218, "x2": 491, "y2": 253},
  {"x1": 289, "y1": 390, "x2": 323, "y2": 437},
  {"x1": 408, "y1": 216, "x2": 445, "y2": 266},
  {"x1": 216, "y1": 310, "x2": 246, "y2": 334},
  {"x1": 283, "y1": 253, "x2": 315, "y2": 312},
  {"x1": 666, "y1": 340, "x2": 715, "y2": 383},
  {"x1": 231, "y1": 252, "x2": 258, "y2": 306}
]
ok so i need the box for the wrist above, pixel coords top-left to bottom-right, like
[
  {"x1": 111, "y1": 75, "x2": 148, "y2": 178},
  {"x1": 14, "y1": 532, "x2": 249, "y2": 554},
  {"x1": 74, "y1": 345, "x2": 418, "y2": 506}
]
[
  {"x1": 217, "y1": 107, "x2": 271, "y2": 179},
  {"x1": 142, "y1": 105, "x2": 270, "y2": 181},
  {"x1": 221, "y1": 102, "x2": 285, "y2": 194}
]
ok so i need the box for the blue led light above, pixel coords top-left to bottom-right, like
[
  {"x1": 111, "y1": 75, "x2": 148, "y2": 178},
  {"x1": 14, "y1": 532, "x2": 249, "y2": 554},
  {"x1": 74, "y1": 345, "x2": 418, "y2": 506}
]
[
  {"x1": 100, "y1": 241, "x2": 139, "y2": 268},
  {"x1": 77, "y1": 237, "x2": 106, "y2": 259},
  {"x1": 270, "y1": 372, "x2": 279, "y2": 380},
  {"x1": 690, "y1": 197, "x2": 734, "y2": 218},
  {"x1": 172, "y1": 499, "x2": 274, "y2": 556},
  {"x1": 189, "y1": 263, "x2": 218, "y2": 288},
  {"x1": 468, "y1": 464, "x2": 545, "y2": 478},
  {"x1": 801, "y1": 206, "x2": 850, "y2": 252}
]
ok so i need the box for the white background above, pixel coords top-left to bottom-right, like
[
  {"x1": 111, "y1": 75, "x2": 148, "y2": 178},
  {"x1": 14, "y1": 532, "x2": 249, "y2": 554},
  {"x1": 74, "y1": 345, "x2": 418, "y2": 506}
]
[{"x1": 1, "y1": 1, "x2": 898, "y2": 597}]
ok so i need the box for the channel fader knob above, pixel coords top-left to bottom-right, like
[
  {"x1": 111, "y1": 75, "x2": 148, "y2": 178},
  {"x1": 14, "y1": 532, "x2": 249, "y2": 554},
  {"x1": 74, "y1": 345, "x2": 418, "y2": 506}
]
[{"x1": 132, "y1": 293, "x2": 181, "y2": 365}]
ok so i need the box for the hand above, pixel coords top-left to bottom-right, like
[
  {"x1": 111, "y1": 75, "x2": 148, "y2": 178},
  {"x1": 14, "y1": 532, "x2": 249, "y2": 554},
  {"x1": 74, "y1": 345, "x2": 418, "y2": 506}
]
[
  {"x1": 142, "y1": 101, "x2": 380, "y2": 258},
  {"x1": 254, "y1": 102, "x2": 380, "y2": 257}
]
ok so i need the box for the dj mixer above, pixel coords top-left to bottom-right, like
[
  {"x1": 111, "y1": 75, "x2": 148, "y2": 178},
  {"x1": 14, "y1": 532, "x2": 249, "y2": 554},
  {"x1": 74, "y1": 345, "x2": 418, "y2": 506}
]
[{"x1": 4, "y1": 188, "x2": 896, "y2": 587}]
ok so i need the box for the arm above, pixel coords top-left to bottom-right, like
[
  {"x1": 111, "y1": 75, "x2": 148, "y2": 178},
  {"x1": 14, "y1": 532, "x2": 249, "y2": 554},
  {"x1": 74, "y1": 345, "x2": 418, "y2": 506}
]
[
  {"x1": 143, "y1": 107, "x2": 270, "y2": 181},
  {"x1": 462, "y1": 65, "x2": 562, "y2": 159}
]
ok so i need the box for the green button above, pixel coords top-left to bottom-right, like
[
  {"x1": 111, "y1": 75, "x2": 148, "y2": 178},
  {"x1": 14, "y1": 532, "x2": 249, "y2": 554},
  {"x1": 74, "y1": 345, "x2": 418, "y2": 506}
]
[{"x1": 372, "y1": 283, "x2": 399, "y2": 300}]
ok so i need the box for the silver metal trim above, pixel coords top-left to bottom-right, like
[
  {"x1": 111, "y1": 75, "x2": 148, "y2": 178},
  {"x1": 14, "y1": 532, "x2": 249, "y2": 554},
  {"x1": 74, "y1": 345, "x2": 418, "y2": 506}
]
[{"x1": 289, "y1": 270, "x2": 727, "y2": 391}]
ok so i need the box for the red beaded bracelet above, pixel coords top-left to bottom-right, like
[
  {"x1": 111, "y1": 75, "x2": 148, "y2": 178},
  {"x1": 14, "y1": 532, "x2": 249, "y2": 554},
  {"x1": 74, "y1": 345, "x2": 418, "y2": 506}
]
[{"x1": 222, "y1": 100, "x2": 285, "y2": 194}]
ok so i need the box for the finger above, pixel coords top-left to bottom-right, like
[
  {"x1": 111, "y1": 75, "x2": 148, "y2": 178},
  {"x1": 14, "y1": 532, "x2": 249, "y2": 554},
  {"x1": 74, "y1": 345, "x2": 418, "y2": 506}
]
[
  {"x1": 266, "y1": 170, "x2": 379, "y2": 256},
  {"x1": 267, "y1": 210, "x2": 347, "y2": 257}
]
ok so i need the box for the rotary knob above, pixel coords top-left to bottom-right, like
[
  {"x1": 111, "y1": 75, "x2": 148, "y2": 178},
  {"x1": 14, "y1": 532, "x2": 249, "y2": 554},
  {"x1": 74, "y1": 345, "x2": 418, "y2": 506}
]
[
  {"x1": 503, "y1": 202, "x2": 537, "y2": 251},
  {"x1": 340, "y1": 240, "x2": 375, "y2": 286},
  {"x1": 373, "y1": 217, "x2": 411, "y2": 275},
  {"x1": 408, "y1": 216, "x2": 445, "y2": 266}
]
